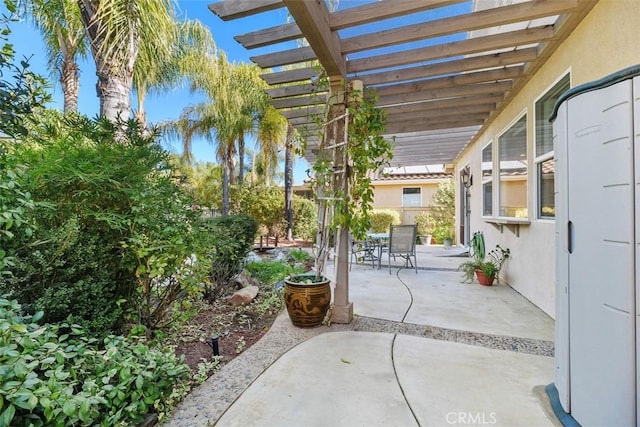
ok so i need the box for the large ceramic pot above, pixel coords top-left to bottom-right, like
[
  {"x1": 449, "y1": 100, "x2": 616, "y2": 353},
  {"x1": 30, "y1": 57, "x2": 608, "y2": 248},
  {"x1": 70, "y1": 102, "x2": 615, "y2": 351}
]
[{"x1": 284, "y1": 275, "x2": 331, "y2": 328}]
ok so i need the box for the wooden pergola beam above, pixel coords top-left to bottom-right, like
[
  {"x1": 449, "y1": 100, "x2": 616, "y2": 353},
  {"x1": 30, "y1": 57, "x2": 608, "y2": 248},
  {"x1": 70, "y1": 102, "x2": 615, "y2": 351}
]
[
  {"x1": 282, "y1": 0, "x2": 346, "y2": 77},
  {"x1": 251, "y1": 46, "x2": 316, "y2": 69},
  {"x1": 380, "y1": 94, "x2": 503, "y2": 114},
  {"x1": 386, "y1": 104, "x2": 495, "y2": 123},
  {"x1": 208, "y1": 0, "x2": 283, "y2": 21},
  {"x1": 342, "y1": 0, "x2": 578, "y2": 53},
  {"x1": 235, "y1": 0, "x2": 468, "y2": 50},
  {"x1": 347, "y1": 26, "x2": 554, "y2": 73},
  {"x1": 372, "y1": 67, "x2": 524, "y2": 98},
  {"x1": 281, "y1": 106, "x2": 324, "y2": 120},
  {"x1": 266, "y1": 83, "x2": 326, "y2": 99},
  {"x1": 376, "y1": 81, "x2": 513, "y2": 107},
  {"x1": 330, "y1": 0, "x2": 466, "y2": 30},
  {"x1": 271, "y1": 94, "x2": 327, "y2": 109},
  {"x1": 235, "y1": 22, "x2": 301, "y2": 49},
  {"x1": 386, "y1": 118, "x2": 486, "y2": 134},
  {"x1": 358, "y1": 48, "x2": 537, "y2": 86},
  {"x1": 260, "y1": 67, "x2": 318, "y2": 85}
]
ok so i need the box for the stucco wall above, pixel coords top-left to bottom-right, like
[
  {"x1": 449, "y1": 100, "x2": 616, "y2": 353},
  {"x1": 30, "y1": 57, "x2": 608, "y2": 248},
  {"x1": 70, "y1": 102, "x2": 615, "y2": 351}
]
[
  {"x1": 456, "y1": 0, "x2": 640, "y2": 317},
  {"x1": 373, "y1": 182, "x2": 442, "y2": 209}
]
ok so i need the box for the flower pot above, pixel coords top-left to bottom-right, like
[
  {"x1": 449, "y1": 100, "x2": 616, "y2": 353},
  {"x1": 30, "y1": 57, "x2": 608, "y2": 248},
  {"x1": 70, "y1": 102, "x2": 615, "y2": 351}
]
[
  {"x1": 443, "y1": 238, "x2": 452, "y2": 249},
  {"x1": 284, "y1": 275, "x2": 331, "y2": 328},
  {"x1": 419, "y1": 235, "x2": 432, "y2": 245},
  {"x1": 475, "y1": 269, "x2": 495, "y2": 286}
]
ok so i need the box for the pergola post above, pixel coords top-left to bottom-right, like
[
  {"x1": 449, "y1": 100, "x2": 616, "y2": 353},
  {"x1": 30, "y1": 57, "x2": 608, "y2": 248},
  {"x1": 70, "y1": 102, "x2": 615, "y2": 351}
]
[{"x1": 329, "y1": 76, "x2": 353, "y2": 324}]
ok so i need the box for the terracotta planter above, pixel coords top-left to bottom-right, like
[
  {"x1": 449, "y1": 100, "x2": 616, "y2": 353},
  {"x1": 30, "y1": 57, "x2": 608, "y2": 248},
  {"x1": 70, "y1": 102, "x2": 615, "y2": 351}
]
[
  {"x1": 475, "y1": 269, "x2": 495, "y2": 286},
  {"x1": 284, "y1": 275, "x2": 331, "y2": 328}
]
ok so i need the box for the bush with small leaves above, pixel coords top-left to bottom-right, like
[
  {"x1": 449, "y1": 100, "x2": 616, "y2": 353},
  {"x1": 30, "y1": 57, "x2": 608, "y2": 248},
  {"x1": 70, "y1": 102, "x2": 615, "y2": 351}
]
[
  {"x1": 293, "y1": 197, "x2": 317, "y2": 241},
  {"x1": 370, "y1": 209, "x2": 401, "y2": 233},
  {"x1": 0, "y1": 297, "x2": 190, "y2": 426},
  {"x1": 201, "y1": 215, "x2": 257, "y2": 302}
]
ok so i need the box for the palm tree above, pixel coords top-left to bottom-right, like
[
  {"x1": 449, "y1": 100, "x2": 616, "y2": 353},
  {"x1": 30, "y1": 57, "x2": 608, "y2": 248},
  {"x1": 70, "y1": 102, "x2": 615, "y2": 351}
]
[
  {"x1": 23, "y1": 0, "x2": 88, "y2": 112},
  {"x1": 76, "y1": 0, "x2": 176, "y2": 121},
  {"x1": 256, "y1": 104, "x2": 287, "y2": 187},
  {"x1": 167, "y1": 55, "x2": 282, "y2": 214},
  {"x1": 133, "y1": 18, "x2": 216, "y2": 128}
]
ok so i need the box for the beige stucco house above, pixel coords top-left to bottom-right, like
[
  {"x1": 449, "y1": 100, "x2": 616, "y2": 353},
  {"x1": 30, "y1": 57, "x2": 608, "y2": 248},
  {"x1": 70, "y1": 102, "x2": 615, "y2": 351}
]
[{"x1": 371, "y1": 165, "x2": 451, "y2": 225}]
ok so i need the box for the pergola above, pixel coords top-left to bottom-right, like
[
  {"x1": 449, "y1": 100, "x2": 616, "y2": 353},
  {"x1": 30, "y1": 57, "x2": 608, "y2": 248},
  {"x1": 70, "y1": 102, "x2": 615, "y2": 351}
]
[
  {"x1": 207, "y1": 0, "x2": 596, "y2": 323},
  {"x1": 209, "y1": 0, "x2": 596, "y2": 167}
]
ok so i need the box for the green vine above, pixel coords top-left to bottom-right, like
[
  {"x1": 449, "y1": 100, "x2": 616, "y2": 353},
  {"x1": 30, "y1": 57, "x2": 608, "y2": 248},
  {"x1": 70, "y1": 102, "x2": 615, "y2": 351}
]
[{"x1": 312, "y1": 89, "x2": 394, "y2": 241}]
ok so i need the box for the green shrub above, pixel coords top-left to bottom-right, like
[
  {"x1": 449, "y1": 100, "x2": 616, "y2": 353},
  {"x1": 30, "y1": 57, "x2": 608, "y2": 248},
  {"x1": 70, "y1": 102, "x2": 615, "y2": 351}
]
[
  {"x1": 202, "y1": 215, "x2": 257, "y2": 302},
  {"x1": 245, "y1": 260, "x2": 304, "y2": 286},
  {"x1": 293, "y1": 197, "x2": 317, "y2": 241},
  {"x1": 370, "y1": 209, "x2": 401, "y2": 233},
  {"x1": 0, "y1": 114, "x2": 208, "y2": 336},
  {"x1": 415, "y1": 212, "x2": 431, "y2": 236},
  {"x1": 232, "y1": 185, "x2": 285, "y2": 236},
  {"x1": 428, "y1": 180, "x2": 455, "y2": 243},
  {"x1": 0, "y1": 297, "x2": 190, "y2": 426}
]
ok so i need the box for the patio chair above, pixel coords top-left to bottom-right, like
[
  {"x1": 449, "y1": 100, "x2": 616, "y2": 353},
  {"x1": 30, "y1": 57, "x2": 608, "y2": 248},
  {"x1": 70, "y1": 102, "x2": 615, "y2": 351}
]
[
  {"x1": 349, "y1": 236, "x2": 378, "y2": 270},
  {"x1": 380, "y1": 224, "x2": 418, "y2": 274}
]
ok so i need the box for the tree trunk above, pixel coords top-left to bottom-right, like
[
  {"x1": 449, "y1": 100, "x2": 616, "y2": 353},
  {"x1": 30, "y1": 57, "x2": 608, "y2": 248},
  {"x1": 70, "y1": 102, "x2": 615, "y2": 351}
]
[
  {"x1": 238, "y1": 131, "x2": 245, "y2": 184},
  {"x1": 222, "y1": 159, "x2": 229, "y2": 215},
  {"x1": 77, "y1": 0, "x2": 136, "y2": 122},
  {"x1": 60, "y1": 54, "x2": 79, "y2": 112},
  {"x1": 284, "y1": 123, "x2": 295, "y2": 241},
  {"x1": 227, "y1": 142, "x2": 237, "y2": 186}
]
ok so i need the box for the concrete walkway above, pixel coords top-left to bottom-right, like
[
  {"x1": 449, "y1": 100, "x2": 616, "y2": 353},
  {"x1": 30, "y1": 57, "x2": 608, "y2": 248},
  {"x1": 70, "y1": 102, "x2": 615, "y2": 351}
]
[{"x1": 167, "y1": 246, "x2": 559, "y2": 427}]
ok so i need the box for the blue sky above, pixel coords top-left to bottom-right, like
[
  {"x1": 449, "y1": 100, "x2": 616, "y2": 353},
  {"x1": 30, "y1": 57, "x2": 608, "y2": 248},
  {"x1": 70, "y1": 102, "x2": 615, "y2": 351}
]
[{"x1": 7, "y1": 1, "x2": 311, "y2": 184}]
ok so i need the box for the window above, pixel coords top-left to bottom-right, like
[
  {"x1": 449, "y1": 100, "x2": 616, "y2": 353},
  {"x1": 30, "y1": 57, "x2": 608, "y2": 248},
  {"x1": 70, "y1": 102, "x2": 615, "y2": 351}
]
[
  {"x1": 498, "y1": 115, "x2": 527, "y2": 218},
  {"x1": 402, "y1": 187, "x2": 421, "y2": 207},
  {"x1": 535, "y1": 74, "x2": 570, "y2": 219},
  {"x1": 481, "y1": 142, "x2": 493, "y2": 216}
]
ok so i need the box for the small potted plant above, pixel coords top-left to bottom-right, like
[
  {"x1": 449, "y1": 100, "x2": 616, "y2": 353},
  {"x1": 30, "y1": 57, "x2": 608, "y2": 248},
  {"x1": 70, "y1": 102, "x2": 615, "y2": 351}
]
[
  {"x1": 415, "y1": 212, "x2": 432, "y2": 245},
  {"x1": 459, "y1": 233, "x2": 510, "y2": 286}
]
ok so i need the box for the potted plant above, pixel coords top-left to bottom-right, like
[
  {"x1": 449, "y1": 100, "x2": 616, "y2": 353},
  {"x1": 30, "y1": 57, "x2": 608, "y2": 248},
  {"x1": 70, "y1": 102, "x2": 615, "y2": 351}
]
[
  {"x1": 284, "y1": 86, "x2": 393, "y2": 327},
  {"x1": 415, "y1": 212, "x2": 432, "y2": 245},
  {"x1": 459, "y1": 232, "x2": 510, "y2": 286}
]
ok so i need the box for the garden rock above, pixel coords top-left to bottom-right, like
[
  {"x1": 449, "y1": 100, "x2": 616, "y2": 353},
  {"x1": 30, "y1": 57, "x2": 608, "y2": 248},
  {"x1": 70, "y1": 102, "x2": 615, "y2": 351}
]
[
  {"x1": 233, "y1": 271, "x2": 259, "y2": 289},
  {"x1": 245, "y1": 251, "x2": 262, "y2": 263},
  {"x1": 231, "y1": 285, "x2": 259, "y2": 306}
]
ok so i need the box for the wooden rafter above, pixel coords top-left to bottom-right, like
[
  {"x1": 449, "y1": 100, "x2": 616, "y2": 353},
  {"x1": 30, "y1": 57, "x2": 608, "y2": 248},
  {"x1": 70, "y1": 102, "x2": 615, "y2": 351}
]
[
  {"x1": 380, "y1": 94, "x2": 503, "y2": 114},
  {"x1": 271, "y1": 94, "x2": 328, "y2": 109},
  {"x1": 358, "y1": 48, "x2": 537, "y2": 86},
  {"x1": 376, "y1": 81, "x2": 513, "y2": 107},
  {"x1": 372, "y1": 67, "x2": 524, "y2": 97},
  {"x1": 260, "y1": 67, "x2": 318, "y2": 85},
  {"x1": 341, "y1": 0, "x2": 578, "y2": 53},
  {"x1": 282, "y1": 0, "x2": 345, "y2": 77},
  {"x1": 347, "y1": 26, "x2": 554, "y2": 73},
  {"x1": 330, "y1": 0, "x2": 466, "y2": 30},
  {"x1": 208, "y1": 0, "x2": 282, "y2": 21}
]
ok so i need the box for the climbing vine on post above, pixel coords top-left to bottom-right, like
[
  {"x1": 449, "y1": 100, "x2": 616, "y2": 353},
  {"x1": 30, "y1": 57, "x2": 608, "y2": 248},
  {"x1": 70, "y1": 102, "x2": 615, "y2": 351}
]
[{"x1": 312, "y1": 87, "x2": 394, "y2": 242}]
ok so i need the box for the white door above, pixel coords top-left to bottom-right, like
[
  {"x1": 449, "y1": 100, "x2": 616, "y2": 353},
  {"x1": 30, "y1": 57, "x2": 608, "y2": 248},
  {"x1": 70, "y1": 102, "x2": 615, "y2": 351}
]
[{"x1": 567, "y1": 80, "x2": 636, "y2": 425}]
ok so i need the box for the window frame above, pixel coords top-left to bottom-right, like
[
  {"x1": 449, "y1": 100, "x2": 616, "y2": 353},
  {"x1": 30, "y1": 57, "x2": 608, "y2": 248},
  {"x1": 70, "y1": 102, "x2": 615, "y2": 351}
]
[
  {"x1": 496, "y1": 112, "x2": 528, "y2": 220},
  {"x1": 481, "y1": 141, "x2": 493, "y2": 218},
  {"x1": 534, "y1": 71, "x2": 571, "y2": 221},
  {"x1": 402, "y1": 187, "x2": 422, "y2": 208}
]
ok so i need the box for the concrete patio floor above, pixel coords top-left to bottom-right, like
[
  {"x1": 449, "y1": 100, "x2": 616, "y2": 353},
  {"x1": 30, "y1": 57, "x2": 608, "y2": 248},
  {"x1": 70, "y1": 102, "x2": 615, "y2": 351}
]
[{"x1": 167, "y1": 245, "x2": 559, "y2": 427}]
